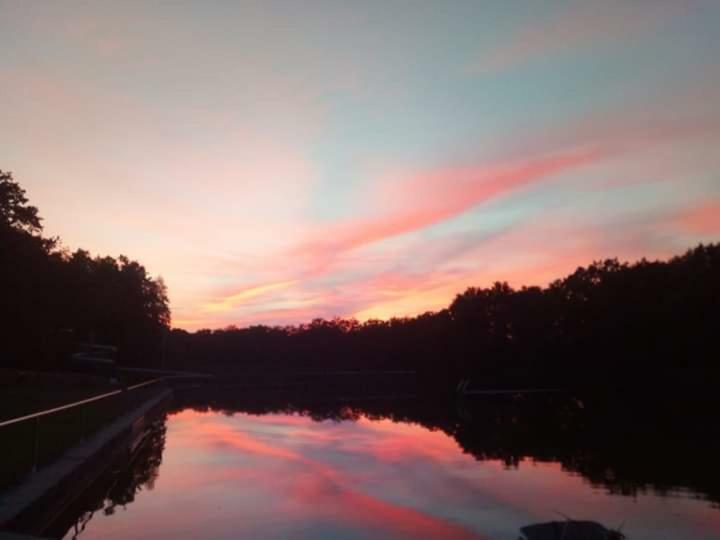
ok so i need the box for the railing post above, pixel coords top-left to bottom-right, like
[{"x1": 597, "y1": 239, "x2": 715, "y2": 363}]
[{"x1": 32, "y1": 416, "x2": 40, "y2": 473}]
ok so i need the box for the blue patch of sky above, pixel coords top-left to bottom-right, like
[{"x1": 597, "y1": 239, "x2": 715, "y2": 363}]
[{"x1": 302, "y1": 0, "x2": 720, "y2": 221}]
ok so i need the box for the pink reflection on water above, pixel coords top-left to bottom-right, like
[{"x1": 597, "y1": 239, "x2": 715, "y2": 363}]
[
  {"x1": 66, "y1": 410, "x2": 720, "y2": 540},
  {"x1": 159, "y1": 409, "x2": 486, "y2": 539}
]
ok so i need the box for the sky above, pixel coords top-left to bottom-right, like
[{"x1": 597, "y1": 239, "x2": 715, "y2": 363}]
[{"x1": 1, "y1": 0, "x2": 719, "y2": 330}]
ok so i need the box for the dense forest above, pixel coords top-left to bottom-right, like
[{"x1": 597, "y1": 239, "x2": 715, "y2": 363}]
[
  {"x1": 168, "y1": 243, "x2": 719, "y2": 390},
  {"x1": 0, "y1": 170, "x2": 170, "y2": 368}
]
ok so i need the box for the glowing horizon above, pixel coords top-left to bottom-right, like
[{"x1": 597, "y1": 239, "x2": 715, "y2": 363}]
[{"x1": 2, "y1": 1, "x2": 719, "y2": 330}]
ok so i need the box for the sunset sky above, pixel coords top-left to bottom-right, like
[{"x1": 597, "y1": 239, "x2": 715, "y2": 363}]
[{"x1": 2, "y1": 1, "x2": 719, "y2": 330}]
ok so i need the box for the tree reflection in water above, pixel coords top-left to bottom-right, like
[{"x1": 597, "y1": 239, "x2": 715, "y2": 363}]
[
  {"x1": 174, "y1": 386, "x2": 720, "y2": 509},
  {"x1": 51, "y1": 387, "x2": 718, "y2": 539},
  {"x1": 61, "y1": 419, "x2": 166, "y2": 540}
]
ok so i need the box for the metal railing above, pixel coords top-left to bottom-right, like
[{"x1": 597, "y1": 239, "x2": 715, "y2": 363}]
[{"x1": 0, "y1": 378, "x2": 167, "y2": 488}]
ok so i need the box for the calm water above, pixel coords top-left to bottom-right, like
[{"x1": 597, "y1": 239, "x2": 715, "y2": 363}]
[{"x1": 57, "y1": 405, "x2": 720, "y2": 540}]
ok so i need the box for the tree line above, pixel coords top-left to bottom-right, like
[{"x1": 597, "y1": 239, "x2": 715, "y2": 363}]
[
  {"x1": 169, "y1": 244, "x2": 719, "y2": 389},
  {"x1": 3, "y1": 168, "x2": 718, "y2": 387},
  {"x1": 0, "y1": 170, "x2": 170, "y2": 369}
]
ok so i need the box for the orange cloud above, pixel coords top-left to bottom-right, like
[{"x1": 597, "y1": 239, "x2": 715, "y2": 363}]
[
  {"x1": 352, "y1": 272, "x2": 465, "y2": 321},
  {"x1": 203, "y1": 280, "x2": 298, "y2": 313}
]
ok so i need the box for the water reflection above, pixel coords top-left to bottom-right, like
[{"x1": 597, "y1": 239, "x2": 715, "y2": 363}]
[
  {"x1": 49, "y1": 419, "x2": 166, "y2": 539},
  {"x1": 50, "y1": 390, "x2": 720, "y2": 540},
  {"x1": 178, "y1": 387, "x2": 720, "y2": 508}
]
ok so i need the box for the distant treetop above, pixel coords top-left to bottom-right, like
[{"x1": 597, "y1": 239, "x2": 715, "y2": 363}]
[{"x1": 0, "y1": 170, "x2": 42, "y2": 234}]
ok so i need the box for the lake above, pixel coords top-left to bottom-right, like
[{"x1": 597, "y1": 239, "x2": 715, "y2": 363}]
[{"x1": 52, "y1": 393, "x2": 720, "y2": 540}]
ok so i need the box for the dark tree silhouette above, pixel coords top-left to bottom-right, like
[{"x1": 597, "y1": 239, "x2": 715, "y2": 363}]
[
  {"x1": 3, "y1": 168, "x2": 718, "y2": 388},
  {"x1": 0, "y1": 170, "x2": 170, "y2": 368},
  {"x1": 166, "y1": 243, "x2": 720, "y2": 395},
  {"x1": 0, "y1": 170, "x2": 42, "y2": 233},
  {"x1": 172, "y1": 382, "x2": 720, "y2": 509}
]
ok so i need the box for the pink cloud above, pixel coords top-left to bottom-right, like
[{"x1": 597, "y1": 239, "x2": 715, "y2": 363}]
[
  {"x1": 194, "y1": 147, "x2": 603, "y2": 325},
  {"x1": 676, "y1": 201, "x2": 720, "y2": 236},
  {"x1": 294, "y1": 146, "x2": 606, "y2": 267},
  {"x1": 188, "y1": 78, "x2": 720, "y2": 329},
  {"x1": 349, "y1": 207, "x2": 691, "y2": 322}
]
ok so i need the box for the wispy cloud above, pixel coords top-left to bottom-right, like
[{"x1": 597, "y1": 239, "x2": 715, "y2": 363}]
[
  {"x1": 6, "y1": 2, "x2": 717, "y2": 331},
  {"x1": 193, "y1": 96, "x2": 720, "y2": 328},
  {"x1": 294, "y1": 146, "x2": 606, "y2": 266},
  {"x1": 203, "y1": 280, "x2": 298, "y2": 313},
  {"x1": 194, "y1": 147, "x2": 605, "y2": 324}
]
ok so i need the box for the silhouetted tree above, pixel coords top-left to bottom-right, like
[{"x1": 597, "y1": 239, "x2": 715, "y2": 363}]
[
  {"x1": 0, "y1": 170, "x2": 170, "y2": 369},
  {"x1": 0, "y1": 170, "x2": 42, "y2": 233},
  {"x1": 167, "y1": 244, "x2": 720, "y2": 394}
]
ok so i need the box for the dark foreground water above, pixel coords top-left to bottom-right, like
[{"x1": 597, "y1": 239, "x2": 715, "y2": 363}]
[{"x1": 53, "y1": 395, "x2": 720, "y2": 540}]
